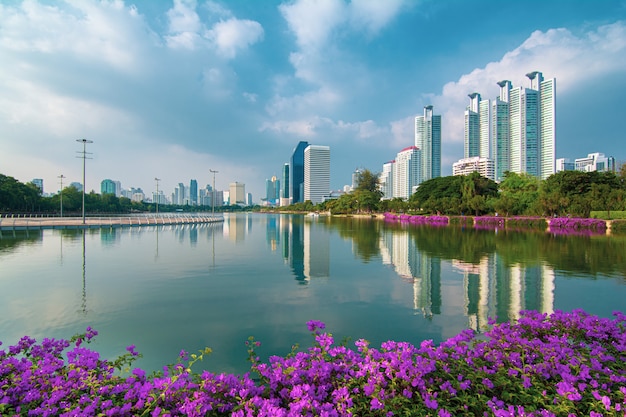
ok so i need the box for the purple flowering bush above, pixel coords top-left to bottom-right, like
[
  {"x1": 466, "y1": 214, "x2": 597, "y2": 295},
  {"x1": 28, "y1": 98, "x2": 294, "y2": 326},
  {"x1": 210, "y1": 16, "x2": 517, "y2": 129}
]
[
  {"x1": 2, "y1": 311, "x2": 625, "y2": 416},
  {"x1": 384, "y1": 212, "x2": 449, "y2": 226},
  {"x1": 550, "y1": 217, "x2": 607, "y2": 231}
]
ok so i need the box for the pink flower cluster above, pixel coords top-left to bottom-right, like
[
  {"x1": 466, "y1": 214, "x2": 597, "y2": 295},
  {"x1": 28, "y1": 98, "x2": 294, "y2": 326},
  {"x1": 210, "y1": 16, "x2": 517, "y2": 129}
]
[
  {"x1": 384, "y1": 212, "x2": 449, "y2": 226},
  {"x1": 1, "y1": 311, "x2": 624, "y2": 416}
]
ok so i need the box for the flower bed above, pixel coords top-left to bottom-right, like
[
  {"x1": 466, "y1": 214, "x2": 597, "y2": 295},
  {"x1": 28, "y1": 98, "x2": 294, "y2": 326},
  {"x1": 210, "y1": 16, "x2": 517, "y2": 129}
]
[
  {"x1": 2, "y1": 310, "x2": 625, "y2": 416},
  {"x1": 383, "y1": 212, "x2": 449, "y2": 226},
  {"x1": 549, "y1": 217, "x2": 607, "y2": 231},
  {"x1": 474, "y1": 216, "x2": 506, "y2": 228}
]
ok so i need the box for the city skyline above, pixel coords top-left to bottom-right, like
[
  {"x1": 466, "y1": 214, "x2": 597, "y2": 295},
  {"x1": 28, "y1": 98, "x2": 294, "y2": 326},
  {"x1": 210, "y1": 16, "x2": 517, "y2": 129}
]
[{"x1": 1, "y1": 1, "x2": 625, "y2": 199}]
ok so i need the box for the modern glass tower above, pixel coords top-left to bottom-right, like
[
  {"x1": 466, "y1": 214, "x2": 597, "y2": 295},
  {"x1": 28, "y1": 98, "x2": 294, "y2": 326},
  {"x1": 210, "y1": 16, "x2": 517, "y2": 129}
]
[
  {"x1": 464, "y1": 93, "x2": 480, "y2": 158},
  {"x1": 415, "y1": 105, "x2": 441, "y2": 183},
  {"x1": 289, "y1": 141, "x2": 309, "y2": 204},
  {"x1": 304, "y1": 145, "x2": 330, "y2": 204}
]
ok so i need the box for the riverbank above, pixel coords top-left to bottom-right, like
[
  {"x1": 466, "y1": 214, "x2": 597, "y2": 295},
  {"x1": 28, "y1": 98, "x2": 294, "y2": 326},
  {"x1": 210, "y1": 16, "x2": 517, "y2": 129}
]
[{"x1": 0, "y1": 213, "x2": 223, "y2": 231}]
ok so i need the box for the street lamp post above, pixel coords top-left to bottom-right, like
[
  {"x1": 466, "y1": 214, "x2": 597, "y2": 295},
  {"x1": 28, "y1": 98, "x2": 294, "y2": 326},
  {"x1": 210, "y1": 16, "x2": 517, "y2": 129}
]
[
  {"x1": 209, "y1": 169, "x2": 218, "y2": 217},
  {"x1": 155, "y1": 177, "x2": 161, "y2": 214},
  {"x1": 58, "y1": 174, "x2": 66, "y2": 217},
  {"x1": 76, "y1": 139, "x2": 93, "y2": 225}
]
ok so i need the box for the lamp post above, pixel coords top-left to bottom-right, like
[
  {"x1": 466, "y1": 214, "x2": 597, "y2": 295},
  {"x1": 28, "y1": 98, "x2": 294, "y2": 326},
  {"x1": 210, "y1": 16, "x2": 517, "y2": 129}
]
[
  {"x1": 76, "y1": 139, "x2": 93, "y2": 225},
  {"x1": 209, "y1": 169, "x2": 218, "y2": 217},
  {"x1": 155, "y1": 177, "x2": 161, "y2": 214},
  {"x1": 58, "y1": 174, "x2": 66, "y2": 217}
]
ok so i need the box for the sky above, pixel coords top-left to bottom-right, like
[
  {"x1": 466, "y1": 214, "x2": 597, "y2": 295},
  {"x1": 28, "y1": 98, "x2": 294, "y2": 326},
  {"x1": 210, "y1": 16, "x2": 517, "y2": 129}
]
[{"x1": 1, "y1": 0, "x2": 625, "y2": 202}]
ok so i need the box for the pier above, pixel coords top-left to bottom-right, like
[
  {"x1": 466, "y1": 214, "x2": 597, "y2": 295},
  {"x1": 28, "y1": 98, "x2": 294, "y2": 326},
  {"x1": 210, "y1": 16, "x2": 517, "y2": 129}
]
[{"x1": 0, "y1": 213, "x2": 224, "y2": 231}]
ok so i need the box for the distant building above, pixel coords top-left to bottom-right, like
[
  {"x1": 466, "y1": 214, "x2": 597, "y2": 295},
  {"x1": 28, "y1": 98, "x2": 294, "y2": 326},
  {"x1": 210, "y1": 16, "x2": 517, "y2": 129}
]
[
  {"x1": 101, "y1": 179, "x2": 116, "y2": 195},
  {"x1": 246, "y1": 193, "x2": 253, "y2": 206},
  {"x1": 304, "y1": 145, "x2": 330, "y2": 204},
  {"x1": 556, "y1": 153, "x2": 615, "y2": 173},
  {"x1": 393, "y1": 146, "x2": 421, "y2": 200},
  {"x1": 69, "y1": 182, "x2": 83, "y2": 192},
  {"x1": 415, "y1": 105, "x2": 441, "y2": 183},
  {"x1": 281, "y1": 163, "x2": 290, "y2": 206},
  {"x1": 229, "y1": 182, "x2": 246, "y2": 205},
  {"x1": 452, "y1": 157, "x2": 495, "y2": 179},
  {"x1": 265, "y1": 176, "x2": 280, "y2": 206},
  {"x1": 189, "y1": 179, "x2": 198, "y2": 205},
  {"x1": 351, "y1": 168, "x2": 362, "y2": 191},
  {"x1": 31, "y1": 178, "x2": 43, "y2": 193},
  {"x1": 290, "y1": 141, "x2": 309, "y2": 204}
]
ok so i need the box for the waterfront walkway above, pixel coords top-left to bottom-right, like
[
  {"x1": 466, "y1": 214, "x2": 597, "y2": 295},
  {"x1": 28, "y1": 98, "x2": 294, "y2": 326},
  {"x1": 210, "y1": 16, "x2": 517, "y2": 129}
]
[{"x1": 0, "y1": 213, "x2": 224, "y2": 231}]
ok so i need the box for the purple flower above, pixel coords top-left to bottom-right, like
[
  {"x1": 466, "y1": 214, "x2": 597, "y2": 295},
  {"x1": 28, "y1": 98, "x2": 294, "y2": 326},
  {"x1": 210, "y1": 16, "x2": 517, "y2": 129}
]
[{"x1": 306, "y1": 320, "x2": 326, "y2": 333}]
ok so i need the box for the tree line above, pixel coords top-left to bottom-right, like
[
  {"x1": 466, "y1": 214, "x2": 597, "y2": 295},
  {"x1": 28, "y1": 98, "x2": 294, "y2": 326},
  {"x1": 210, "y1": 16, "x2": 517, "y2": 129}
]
[{"x1": 282, "y1": 166, "x2": 626, "y2": 218}]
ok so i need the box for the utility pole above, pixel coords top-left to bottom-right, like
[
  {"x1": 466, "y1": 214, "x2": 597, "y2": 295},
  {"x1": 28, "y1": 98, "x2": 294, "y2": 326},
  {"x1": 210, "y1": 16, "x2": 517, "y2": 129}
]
[
  {"x1": 58, "y1": 174, "x2": 66, "y2": 217},
  {"x1": 209, "y1": 169, "x2": 218, "y2": 217},
  {"x1": 155, "y1": 177, "x2": 161, "y2": 214},
  {"x1": 76, "y1": 139, "x2": 93, "y2": 225}
]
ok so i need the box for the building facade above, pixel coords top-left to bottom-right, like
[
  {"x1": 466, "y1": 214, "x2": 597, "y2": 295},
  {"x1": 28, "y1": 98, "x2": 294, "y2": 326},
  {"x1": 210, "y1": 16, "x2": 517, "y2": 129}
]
[
  {"x1": 452, "y1": 157, "x2": 495, "y2": 179},
  {"x1": 289, "y1": 141, "x2": 309, "y2": 204},
  {"x1": 463, "y1": 72, "x2": 556, "y2": 182},
  {"x1": 379, "y1": 160, "x2": 395, "y2": 200},
  {"x1": 304, "y1": 145, "x2": 330, "y2": 204},
  {"x1": 415, "y1": 105, "x2": 441, "y2": 183},
  {"x1": 393, "y1": 146, "x2": 421, "y2": 200},
  {"x1": 101, "y1": 179, "x2": 116, "y2": 195},
  {"x1": 229, "y1": 182, "x2": 246, "y2": 205}
]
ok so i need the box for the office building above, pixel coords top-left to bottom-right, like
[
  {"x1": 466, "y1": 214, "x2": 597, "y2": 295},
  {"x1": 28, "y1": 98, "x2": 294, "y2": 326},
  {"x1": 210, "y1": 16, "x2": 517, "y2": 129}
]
[
  {"x1": 290, "y1": 141, "x2": 309, "y2": 204},
  {"x1": 393, "y1": 146, "x2": 421, "y2": 200},
  {"x1": 101, "y1": 179, "x2": 116, "y2": 195},
  {"x1": 229, "y1": 182, "x2": 246, "y2": 205},
  {"x1": 415, "y1": 105, "x2": 441, "y2": 183},
  {"x1": 31, "y1": 178, "x2": 43, "y2": 193},
  {"x1": 557, "y1": 153, "x2": 615, "y2": 173},
  {"x1": 281, "y1": 163, "x2": 290, "y2": 206},
  {"x1": 189, "y1": 179, "x2": 198, "y2": 205},
  {"x1": 265, "y1": 176, "x2": 280, "y2": 206},
  {"x1": 304, "y1": 145, "x2": 330, "y2": 204}
]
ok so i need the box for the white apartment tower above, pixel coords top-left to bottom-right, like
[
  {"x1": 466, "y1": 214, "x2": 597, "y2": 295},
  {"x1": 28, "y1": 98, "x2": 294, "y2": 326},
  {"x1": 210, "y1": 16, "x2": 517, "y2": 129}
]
[
  {"x1": 393, "y1": 146, "x2": 421, "y2": 200},
  {"x1": 379, "y1": 160, "x2": 395, "y2": 200},
  {"x1": 415, "y1": 106, "x2": 441, "y2": 183},
  {"x1": 304, "y1": 145, "x2": 330, "y2": 204}
]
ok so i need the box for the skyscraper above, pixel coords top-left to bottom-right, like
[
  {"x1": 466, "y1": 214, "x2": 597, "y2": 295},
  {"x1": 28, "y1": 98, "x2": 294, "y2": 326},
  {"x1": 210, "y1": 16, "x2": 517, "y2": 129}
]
[
  {"x1": 101, "y1": 179, "x2": 116, "y2": 195},
  {"x1": 393, "y1": 146, "x2": 421, "y2": 200},
  {"x1": 304, "y1": 145, "x2": 330, "y2": 204},
  {"x1": 229, "y1": 182, "x2": 246, "y2": 205},
  {"x1": 281, "y1": 163, "x2": 290, "y2": 206},
  {"x1": 290, "y1": 141, "x2": 309, "y2": 204},
  {"x1": 189, "y1": 179, "x2": 198, "y2": 205},
  {"x1": 379, "y1": 160, "x2": 395, "y2": 200},
  {"x1": 415, "y1": 105, "x2": 441, "y2": 183},
  {"x1": 462, "y1": 72, "x2": 556, "y2": 181}
]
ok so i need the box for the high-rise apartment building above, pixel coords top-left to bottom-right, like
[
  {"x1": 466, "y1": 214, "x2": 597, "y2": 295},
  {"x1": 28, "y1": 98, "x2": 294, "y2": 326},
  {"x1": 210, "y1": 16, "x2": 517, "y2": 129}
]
[
  {"x1": 415, "y1": 105, "x2": 441, "y2": 183},
  {"x1": 229, "y1": 182, "x2": 246, "y2": 205},
  {"x1": 304, "y1": 145, "x2": 330, "y2": 204},
  {"x1": 379, "y1": 160, "x2": 395, "y2": 200},
  {"x1": 462, "y1": 72, "x2": 556, "y2": 181},
  {"x1": 290, "y1": 141, "x2": 309, "y2": 204},
  {"x1": 265, "y1": 176, "x2": 280, "y2": 205},
  {"x1": 393, "y1": 146, "x2": 421, "y2": 200}
]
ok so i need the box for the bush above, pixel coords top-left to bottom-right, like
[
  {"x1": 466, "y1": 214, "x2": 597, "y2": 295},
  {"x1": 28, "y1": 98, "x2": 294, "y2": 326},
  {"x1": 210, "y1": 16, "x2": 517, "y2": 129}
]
[
  {"x1": 448, "y1": 216, "x2": 474, "y2": 226},
  {"x1": 1, "y1": 311, "x2": 625, "y2": 416},
  {"x1": 611, "y1": 219, "x2": 626, "y2": 234},
  {"x1": 506, "y1": 216, "x2": 548, "y2": 229}
]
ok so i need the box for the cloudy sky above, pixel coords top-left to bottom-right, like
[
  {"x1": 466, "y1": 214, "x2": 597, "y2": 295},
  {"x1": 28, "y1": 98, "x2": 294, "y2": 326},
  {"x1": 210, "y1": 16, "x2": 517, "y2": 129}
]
[{"x1": 1, "y1": 0, "x2": 625, "y2": 201}]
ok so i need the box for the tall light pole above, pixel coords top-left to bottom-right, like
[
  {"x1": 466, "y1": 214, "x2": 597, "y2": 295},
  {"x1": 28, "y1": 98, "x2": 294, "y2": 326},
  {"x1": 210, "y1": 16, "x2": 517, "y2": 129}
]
[
  {"x1": 58, "y1": 174, "x2": 66, "y2": 217},
  {"x1": 155, "y1": 177, "x2": 161, "y2": 214},
  {"x1": 76, "y1": 139, "x2": 93, "y2": 225},
  {"x1": 209, "y1": 169, "x2": 218, "y2": 217}
]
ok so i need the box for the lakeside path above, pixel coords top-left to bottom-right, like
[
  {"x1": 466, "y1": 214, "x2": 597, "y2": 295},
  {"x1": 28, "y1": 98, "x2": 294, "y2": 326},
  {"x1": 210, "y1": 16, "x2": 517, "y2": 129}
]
[{"x1": 0, "y1": 213, "x2": 224, "y2": 231}]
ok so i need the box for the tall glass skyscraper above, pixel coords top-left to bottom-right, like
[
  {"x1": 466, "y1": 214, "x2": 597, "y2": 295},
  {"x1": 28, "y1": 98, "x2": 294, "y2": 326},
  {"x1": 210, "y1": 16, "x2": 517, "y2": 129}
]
[
  {"x1": 415, "y1": 105, "x2": 441, "y2": 183},
  {"x1": 289, "y1": 141, "x2": 309, "y2": 204}
]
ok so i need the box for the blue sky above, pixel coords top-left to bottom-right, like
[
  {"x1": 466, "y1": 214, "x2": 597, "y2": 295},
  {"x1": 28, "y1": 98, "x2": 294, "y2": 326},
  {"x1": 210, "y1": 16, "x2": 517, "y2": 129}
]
[{"x1": 1, "y1": 0, "x2": 625, "y2": 201}]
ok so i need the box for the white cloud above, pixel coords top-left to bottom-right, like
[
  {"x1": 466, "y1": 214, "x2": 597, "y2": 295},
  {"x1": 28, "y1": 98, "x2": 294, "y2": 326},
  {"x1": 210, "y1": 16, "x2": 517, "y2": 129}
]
[
  {"x1": 348, "y1": 0, "x2": 408, "y2": 35},
  {"x1": 279, "y1": 0, "x2": 346, "y2": 50},
  {"x1": 209, "y1": 18, "x2": 264, "y2": 59}
]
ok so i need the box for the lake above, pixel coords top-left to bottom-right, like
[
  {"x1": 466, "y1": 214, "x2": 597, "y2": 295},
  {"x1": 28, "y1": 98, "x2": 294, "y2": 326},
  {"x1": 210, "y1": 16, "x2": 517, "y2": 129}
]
[{"x1": 1, "y1": 213, "x2": 624, "y2": 376}]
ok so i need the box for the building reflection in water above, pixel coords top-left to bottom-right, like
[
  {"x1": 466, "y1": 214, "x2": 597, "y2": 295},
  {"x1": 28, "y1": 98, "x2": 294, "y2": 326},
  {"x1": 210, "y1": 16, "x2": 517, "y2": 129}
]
[
  {"x1": 224, "y1": 214, "x2": 246, "y2": 242},
  {"x1": 379, "y1": 228, "x2": 554, "y2": 329},
  {"x1": 279, "y1": 215, "x2": 329, "y2": 283}
]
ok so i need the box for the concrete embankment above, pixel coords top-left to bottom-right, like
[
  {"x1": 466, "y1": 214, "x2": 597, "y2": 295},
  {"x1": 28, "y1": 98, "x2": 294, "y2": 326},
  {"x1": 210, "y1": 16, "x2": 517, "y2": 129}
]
[{"x1": 0, "y1": 214, "x2": 224, "y2": 231}]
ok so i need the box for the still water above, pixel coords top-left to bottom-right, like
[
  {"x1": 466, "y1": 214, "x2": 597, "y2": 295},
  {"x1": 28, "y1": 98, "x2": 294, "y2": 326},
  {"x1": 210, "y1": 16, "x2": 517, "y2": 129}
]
[{"x1": 1, "y1": 213, "x2": 624, "y2": 376}]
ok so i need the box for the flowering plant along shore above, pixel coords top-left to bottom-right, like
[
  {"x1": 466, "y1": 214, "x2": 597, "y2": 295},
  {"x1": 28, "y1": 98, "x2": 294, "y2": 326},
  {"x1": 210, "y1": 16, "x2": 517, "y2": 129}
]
[{"x1": 1, "y1": 310, "x2": 625, "y2": 416}]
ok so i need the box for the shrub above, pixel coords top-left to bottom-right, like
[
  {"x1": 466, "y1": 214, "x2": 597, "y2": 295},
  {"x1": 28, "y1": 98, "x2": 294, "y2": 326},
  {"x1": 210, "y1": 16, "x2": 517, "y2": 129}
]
[
  {"x1": 506, "y1": 216, "x2": 548, "y2": 229},
  {"x1": 611, "y1": 219, "x2": 626, "y2": 234},
  {"x1": 1, "y1": 311, "x2": 625, "y2": 416},
  {"x1": 448, "y1": 216, "x2": 474, "y2": 226},
  {"x1": 549, "y1": 217, "x2": 607, "y2": 231}
]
